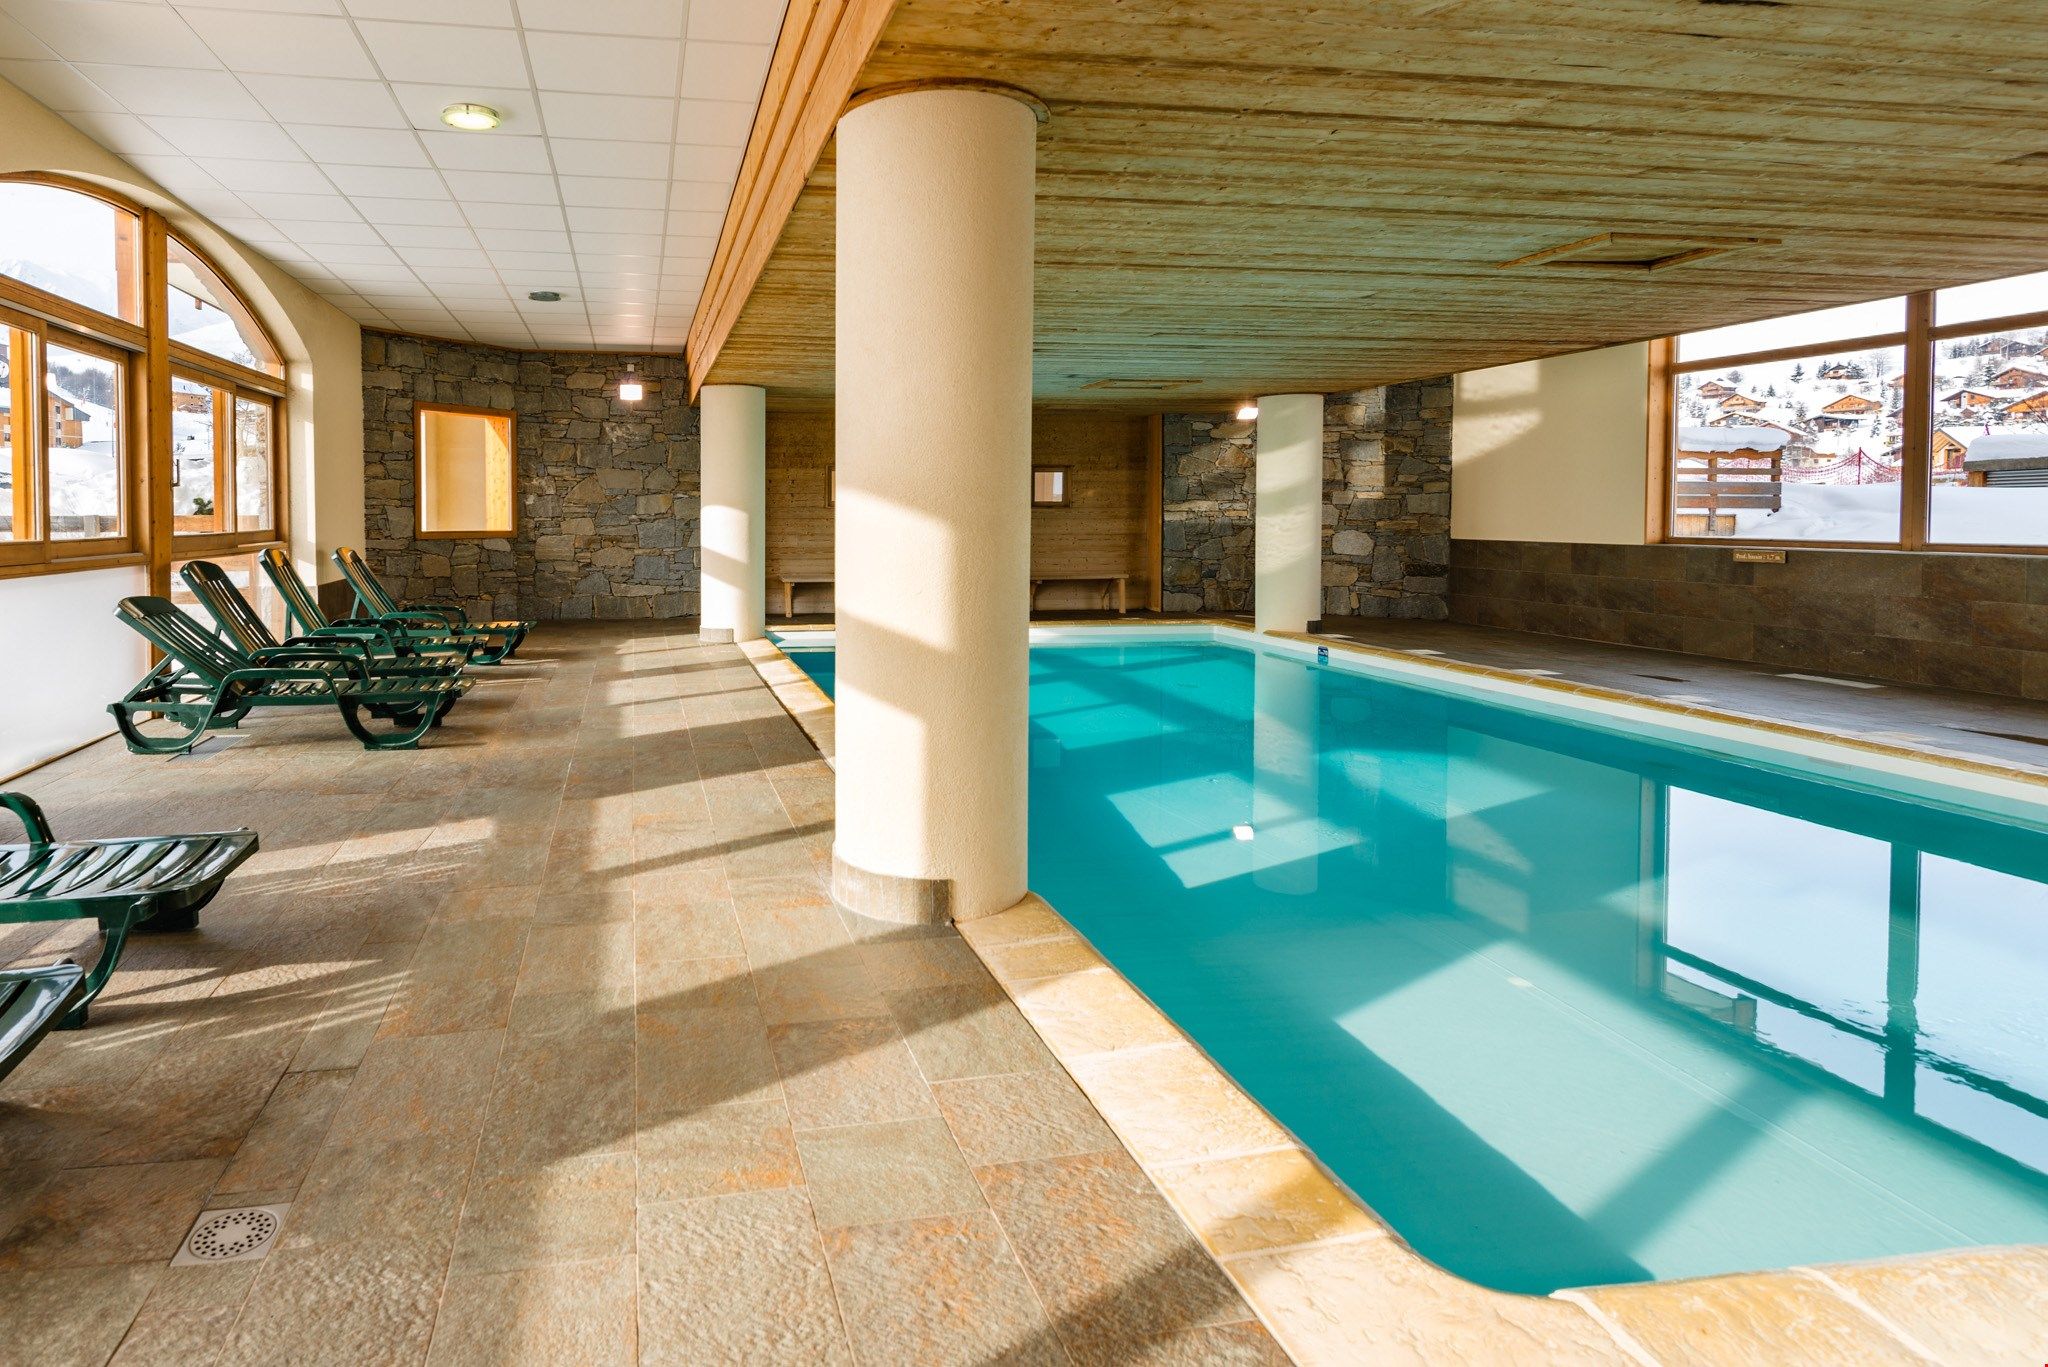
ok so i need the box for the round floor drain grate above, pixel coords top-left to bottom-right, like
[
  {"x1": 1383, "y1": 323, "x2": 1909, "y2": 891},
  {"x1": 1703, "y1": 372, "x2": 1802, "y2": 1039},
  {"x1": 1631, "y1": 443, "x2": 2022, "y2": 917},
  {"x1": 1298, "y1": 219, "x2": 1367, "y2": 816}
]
[{"x1": 185, "y1": 1208, "x2": 280, "y2": 1262}]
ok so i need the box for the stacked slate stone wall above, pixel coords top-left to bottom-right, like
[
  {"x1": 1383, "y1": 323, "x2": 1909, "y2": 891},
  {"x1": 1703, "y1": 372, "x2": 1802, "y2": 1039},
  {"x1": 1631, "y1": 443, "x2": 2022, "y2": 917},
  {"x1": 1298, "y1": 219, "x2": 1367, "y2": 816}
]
[
  {"x1": 361, "y1": 332, "x2": 699, "y2": 621},
  {"x1": 1321, "y1": 377, "x2": 1453, "y2": 619},
  {"x1": 1160, "y1": 379, "x2": 1452, "y2": 619},
  {"x1": 1160, "y1": 413, "x2": 1257, "y2": 612}
]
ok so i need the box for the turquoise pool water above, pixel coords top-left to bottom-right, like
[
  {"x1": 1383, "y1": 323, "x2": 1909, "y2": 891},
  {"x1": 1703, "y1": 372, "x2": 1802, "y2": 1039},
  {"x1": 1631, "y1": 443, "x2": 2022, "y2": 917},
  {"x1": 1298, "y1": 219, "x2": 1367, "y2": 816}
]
[{"x1": 782, "y1": 638, "x2": 2048, "y2": 1294}]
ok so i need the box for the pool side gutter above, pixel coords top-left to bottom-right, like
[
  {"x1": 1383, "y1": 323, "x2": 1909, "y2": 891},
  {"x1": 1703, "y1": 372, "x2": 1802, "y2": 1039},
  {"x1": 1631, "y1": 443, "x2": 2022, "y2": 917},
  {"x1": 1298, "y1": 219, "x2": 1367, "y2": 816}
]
[{"x1": 740, "y1": 621, "x2": 2048, "y2": 1364}]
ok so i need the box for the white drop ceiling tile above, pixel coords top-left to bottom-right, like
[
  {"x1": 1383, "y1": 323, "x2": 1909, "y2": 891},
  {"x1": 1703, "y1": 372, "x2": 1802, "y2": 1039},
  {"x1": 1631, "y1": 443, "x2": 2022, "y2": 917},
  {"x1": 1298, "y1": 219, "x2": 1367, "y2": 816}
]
[
  {"x1": 397, "y1": 244, "x2": 493, "y2": 268},
  {"x1": 556, "y1": 176, "x2": 665, "y2": 210},
  {"x1": 242, "y1": 74, "x2": 407, "y2": 127},
  {"x1": 76, "y1": 64, "x2": 268, "y2": 118},
  {"x1": 543, "y1": 136, "x2": 668, "y2": 180},
  {"x1": 487, "y1": 248, "x2": 576, "y2": 271},
  {"x1": 662, "y1": 233, "x2": 718, "y2": 257},
  {"x1": 239, "y1": 190, "x2": 360, "y2": 222},
  {"x1": 570, "y1": 229, "x2": 662, "y2": 254},
  {"x1": 178, "y1": 8, "x2": 373, "y2": 78},
  {"x1": 181, "y1": 0, "x2": 345, "y2": 14},
  {"x1": 0, "y1": 10, "x2": 55, "y2": 59},
  {"x1": 666, "y1": 178, "x2": 734, "y2": 210},
  {"x1": 417, "y1": 129, "x2": 551, "y2": 174},
  {"x1": 678, "y1": 41, "x2": 767, "y2": 105},
  {"x1": 386, "y1": 82, "x2": 536, "y2": 134},
  {"x1": 0, "y1": 58, "x2": 117, "y2": 110},
  {"x1": 303, "y1": 241, "x2": 401, "y2": 264},
  {"x1": 326, "y1": 164, "x2": 448, "y2": 199},
  {"x1": 526, "y1": 31, "x2": 677, "y2": 98},
  {"x1": 257, "y1": 241, "x2": 316, "y2": 262},
  {"x1": 428, "y1": 282, "x2": 515, "y2": 298},
  {"x1": 178, "y1": 190, "x2": 257, "y2": 218},
  {"x1": 474, "y1": 226, "x2": 570, "y2": 252},
  {"x1": 344, "y1": 0, "x2": 514, "y2": 25},
  {"x1": 518, "y1": 0, "x2": 682, "y2": 37},
  {"x1": 461, "y1": 200, "x2": 563, "y2": 230},
  {"x1": 328, "y1": 260, "x2": 422, "y2": 280},
  {"x1": 146, "y1": 115, "x2": 304, "y2": 159},
  {"x1": 413, "y1": 269, "x2": 506, "y2": 285},
  {"x1": 125, "y1": 154, "x2": 222, "y2": 191},
  {"x1": 670, "y1": 143, "x2": 742, "y2": 184},
  {"x1": 687, "y1": 0, "x2": 786, "y2": 46},
  {"x1": 213, "y1": 215, "x2": 286, "y2": 242},
  {"x1": 285, "y1": 124, "x2": 429, "y2": 167},
  {"x1": 440, "y1": 169, "x2": 559, "y2": 205},
  {"x1": 539, "y1": 91, "x2": 672, "y2": 143},
  {"x1": 274, "y1": 218, "x2": 382, "y2": 245},
  {"x1": 354, "y1": 20, "x2": 527, "y2": 86},
  {"x1": 568, "y1": 212, "x2": 664, "y2": 242},
  {"x1": 378, "y1": 223, "x2": 481, "y2": 249},
  {"x1": 351, "y1": 195, "x2": 464, "y2": 226},
  {"x1": 196, "y1": 156, "x2": 337, "y2": 194},
  {"x1": 60, "y1": 110, "x2": 176, "y2": 154},
  {"x1": 675, "y1": 97, "x2": 756, "y2": 147},
  {"x1": 4, "y1": 0, "x2": 220, "y2": 67}
]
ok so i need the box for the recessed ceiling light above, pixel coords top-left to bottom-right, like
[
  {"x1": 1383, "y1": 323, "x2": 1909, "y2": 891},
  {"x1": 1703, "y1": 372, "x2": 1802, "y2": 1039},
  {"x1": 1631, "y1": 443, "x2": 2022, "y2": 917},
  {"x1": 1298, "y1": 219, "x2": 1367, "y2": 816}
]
[
  {"x1": 441, "y1": 102, "x2": 501, "y2": 132},
  {"x1": 527, "y1": 290, "x2": 561, "y2": 302}
]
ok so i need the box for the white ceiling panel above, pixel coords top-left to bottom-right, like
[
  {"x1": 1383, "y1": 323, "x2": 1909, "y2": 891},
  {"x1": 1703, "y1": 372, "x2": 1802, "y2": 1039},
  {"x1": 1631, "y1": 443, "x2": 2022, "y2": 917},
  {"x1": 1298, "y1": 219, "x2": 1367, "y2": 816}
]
[
  {"x1": 241, "y1": 74, "x2": 407, "y2": 127},
  {"x1": 0, "y1": 0, "x2": 793, "y2": 349}
]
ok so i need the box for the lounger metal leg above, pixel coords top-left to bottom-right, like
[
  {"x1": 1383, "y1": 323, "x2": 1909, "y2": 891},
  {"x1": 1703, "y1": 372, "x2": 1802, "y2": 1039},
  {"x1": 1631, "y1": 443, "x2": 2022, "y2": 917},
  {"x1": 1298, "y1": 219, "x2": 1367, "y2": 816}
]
[
  {"x1": 60, "y1": 918, "x2": 134, "y2": 1029},
  {"x1": 339, "y1": 699, "x2": 439, "y2": 750}
]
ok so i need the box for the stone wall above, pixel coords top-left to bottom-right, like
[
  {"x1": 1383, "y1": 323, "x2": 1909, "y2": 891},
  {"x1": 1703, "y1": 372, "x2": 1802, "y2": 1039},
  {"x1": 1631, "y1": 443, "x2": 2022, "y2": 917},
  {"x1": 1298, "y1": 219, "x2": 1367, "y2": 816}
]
[
  {"x1": 1453, "y1": 540, "x2": 2048, "y2": 697},
  {"x1": 1160, "y1": 380, "x2": 1453, "y2": 618},
  {"x1": 1160, "y1": 413, "x2": 1256, "y2": 613},
  {"x1": 1322, "y1": 378, "x2": 1453, "y2": 620},
  {"x1": 361, "y1": 332, "x2": 699, "y2": 621}
]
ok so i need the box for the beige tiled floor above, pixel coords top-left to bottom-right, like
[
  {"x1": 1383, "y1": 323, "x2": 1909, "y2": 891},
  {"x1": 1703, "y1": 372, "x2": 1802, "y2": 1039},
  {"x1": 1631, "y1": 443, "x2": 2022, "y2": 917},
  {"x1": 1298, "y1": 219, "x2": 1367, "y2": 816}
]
[{"x1": 0, "y1": 624, "x2": 1285, "y2": 1366}]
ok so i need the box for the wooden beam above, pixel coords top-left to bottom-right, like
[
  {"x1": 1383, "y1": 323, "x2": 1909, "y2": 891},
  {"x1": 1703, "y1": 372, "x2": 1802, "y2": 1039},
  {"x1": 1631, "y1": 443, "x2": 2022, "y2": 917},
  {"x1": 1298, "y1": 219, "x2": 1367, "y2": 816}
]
[{"x1": 684, "y1": 0, "x2": 899, "y2": 400}]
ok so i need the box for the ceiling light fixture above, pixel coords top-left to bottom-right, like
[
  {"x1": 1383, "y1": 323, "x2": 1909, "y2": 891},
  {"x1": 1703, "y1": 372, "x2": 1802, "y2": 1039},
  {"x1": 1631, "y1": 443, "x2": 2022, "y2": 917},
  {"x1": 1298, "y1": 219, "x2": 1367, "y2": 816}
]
[
  {"x1": 1236, "y1": 403, "x2": 1259, "y2": 421},
  {"x1": 527, "y1": 290, "x2": 561, "y2": 302},
  {"x1": 441, "y1": 102, "x2": 501, "y2": 131},
  {"x1": 618, "y1": 362, "x2": 643, "y2": 403}
]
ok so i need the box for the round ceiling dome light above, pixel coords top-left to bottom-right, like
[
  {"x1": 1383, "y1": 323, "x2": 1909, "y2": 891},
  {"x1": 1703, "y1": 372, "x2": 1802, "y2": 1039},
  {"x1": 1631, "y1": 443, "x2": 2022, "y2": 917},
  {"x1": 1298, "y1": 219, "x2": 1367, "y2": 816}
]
[
  {"x1": 440, "y1": 102, "x2": 501, "y2": 131},
  {"x1": 527, "y1": 290, "x2": 561, "y2": 302}
]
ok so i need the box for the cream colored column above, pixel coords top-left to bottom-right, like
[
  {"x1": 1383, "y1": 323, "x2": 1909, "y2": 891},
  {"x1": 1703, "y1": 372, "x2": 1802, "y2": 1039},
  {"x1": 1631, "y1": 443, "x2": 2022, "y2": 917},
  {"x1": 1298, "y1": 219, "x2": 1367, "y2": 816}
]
[
  {"x1": 1254, "y1": 393, "x2": 1325, "y2": 634},
  {"x1": 699, "y1": 383, "x2": 766, "y2": 643},
  {"x1": 832, "y1": 83, "x2": 1040, "y2": 924}
]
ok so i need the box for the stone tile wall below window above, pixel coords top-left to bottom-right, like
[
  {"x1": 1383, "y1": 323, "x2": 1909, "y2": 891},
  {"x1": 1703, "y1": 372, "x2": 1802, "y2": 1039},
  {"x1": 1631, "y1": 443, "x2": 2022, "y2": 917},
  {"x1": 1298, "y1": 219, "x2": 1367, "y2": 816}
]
[{"x1": 1451, "y1": 539, "x2": 2048, "y2": 697}]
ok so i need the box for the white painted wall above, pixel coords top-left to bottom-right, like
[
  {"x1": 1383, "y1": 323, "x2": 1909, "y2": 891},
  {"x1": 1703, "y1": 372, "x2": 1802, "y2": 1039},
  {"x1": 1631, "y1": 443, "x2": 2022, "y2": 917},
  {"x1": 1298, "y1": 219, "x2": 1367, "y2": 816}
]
[
  {"x1": 0, "y1": 75, "x2": 364, "y2": 778},
  {"x1": 0, "y1": 565, "x2": 149, "y2": 780},
  {"x1": 1451, "y1": 343, "x2": 1651, "y2": 545}
]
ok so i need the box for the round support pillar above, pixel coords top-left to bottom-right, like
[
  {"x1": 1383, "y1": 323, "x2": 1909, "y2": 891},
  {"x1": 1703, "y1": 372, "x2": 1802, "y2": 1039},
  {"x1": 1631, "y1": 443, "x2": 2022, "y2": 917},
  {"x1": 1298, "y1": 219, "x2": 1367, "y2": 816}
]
[
  {"x1": 1255, "y1": 392, "x2": 1325, "y2": 634},
  {"x1": 699, "y1": 383, "x2": 767, "y2": 643},
  {"x1": 831, "y1": 84, "x2": 1041, "y2": 924}
]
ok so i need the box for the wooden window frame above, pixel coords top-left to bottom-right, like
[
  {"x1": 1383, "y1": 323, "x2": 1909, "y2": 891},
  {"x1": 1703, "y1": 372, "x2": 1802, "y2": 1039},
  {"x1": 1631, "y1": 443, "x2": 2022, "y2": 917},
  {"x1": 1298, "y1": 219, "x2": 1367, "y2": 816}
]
[
  {"x1": 414, "y1": 401, "x2": 519, "y2": 540},
  {"x1": 1031, "y1": 464, "x2": 1072, "y2": 508},
  {"x1": 169, "y1": 369, "x2": 284, "y2": 553},
  {"x1": 0, "y1": 172, "x2": 289, "y2": 586},
  {"x1": 1649, "y1": 285, "x2": 2048, "y2": 555}
]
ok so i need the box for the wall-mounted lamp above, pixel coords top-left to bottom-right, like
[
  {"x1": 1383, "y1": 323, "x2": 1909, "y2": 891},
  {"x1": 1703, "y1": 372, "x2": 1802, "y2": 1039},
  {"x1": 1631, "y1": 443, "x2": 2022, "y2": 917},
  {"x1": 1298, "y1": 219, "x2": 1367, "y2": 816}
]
[
  {"x1": 618, "y1": 362, "x2": 644, "y2": 403},
  {"x1": 1236, "y1": 403, "x2": 1259, "y2": 421}
]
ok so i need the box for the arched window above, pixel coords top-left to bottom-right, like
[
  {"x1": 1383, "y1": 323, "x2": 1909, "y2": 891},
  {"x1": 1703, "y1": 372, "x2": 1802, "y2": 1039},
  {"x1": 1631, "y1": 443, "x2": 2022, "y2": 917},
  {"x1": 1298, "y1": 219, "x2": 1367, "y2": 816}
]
[{"x1": 0, "y1": 174, "x2": 287, "y2": 579}]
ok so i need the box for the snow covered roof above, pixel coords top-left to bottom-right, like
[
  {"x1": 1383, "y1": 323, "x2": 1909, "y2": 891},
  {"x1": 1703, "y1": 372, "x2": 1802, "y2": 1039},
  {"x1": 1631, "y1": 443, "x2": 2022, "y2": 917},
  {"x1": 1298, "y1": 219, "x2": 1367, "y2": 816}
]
[
  {"x1": 1677, "y1": 425, "x2": 1792, "y2": 453},
  {"x1": 1963, "y1": 430, "x2": 2048, "y2": 467}
]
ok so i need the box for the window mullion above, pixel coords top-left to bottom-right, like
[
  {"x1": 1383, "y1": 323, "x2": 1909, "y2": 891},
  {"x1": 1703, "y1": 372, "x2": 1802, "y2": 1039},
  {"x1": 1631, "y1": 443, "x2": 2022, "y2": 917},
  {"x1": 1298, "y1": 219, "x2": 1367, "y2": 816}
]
[{"x1": 1899, "y1": 293, "x2": 1933, "y2": 552}]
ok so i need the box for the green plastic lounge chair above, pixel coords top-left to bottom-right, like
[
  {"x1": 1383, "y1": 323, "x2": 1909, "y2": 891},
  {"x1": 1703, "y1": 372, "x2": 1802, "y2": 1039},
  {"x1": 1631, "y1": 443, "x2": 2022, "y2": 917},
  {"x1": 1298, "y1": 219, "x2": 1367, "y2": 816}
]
[
  {"x1": 110, "y1": 596, "x2": 469, "y2": 754},
  {"x1": 1, "y1": 792, "x2": 256, "y2": 1028},
  {"x1": 258, "y1": 548, "x2": 476, "y2": 664},
  {"x1": 334, "y1": 546, "x2": 532, "y2": 664},
  {"x1": 0, "y1": 963, "x2": 87, "y2": 1077},
  {"x1": 180, "y1": 560, "x2": 464, "y2": 680}
]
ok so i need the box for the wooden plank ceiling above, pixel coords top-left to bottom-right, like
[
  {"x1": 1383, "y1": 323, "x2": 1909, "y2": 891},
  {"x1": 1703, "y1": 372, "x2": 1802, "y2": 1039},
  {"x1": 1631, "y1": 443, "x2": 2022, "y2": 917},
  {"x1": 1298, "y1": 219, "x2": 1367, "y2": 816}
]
[{"x1": 700, "y1": 0, "x2": 2048, "y2": 407}]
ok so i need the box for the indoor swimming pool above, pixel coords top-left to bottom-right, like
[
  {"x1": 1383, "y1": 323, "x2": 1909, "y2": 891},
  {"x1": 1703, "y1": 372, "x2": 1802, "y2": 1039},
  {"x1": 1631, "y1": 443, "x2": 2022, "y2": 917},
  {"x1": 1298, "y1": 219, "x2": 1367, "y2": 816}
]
[{"x1": 779, "y1": 633, "x2": 2048, "y2": 1294}]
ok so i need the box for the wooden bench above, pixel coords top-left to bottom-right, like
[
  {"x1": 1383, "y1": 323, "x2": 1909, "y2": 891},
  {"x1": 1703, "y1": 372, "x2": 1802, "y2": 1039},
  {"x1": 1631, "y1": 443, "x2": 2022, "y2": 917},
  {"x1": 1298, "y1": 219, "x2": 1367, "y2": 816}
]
[
  {"x1": 1031, "y1": 574, "x2": 1128, "y2": 614},
  {"x1": 777, "y1": 573, "x2": 833, "y2": 618}
]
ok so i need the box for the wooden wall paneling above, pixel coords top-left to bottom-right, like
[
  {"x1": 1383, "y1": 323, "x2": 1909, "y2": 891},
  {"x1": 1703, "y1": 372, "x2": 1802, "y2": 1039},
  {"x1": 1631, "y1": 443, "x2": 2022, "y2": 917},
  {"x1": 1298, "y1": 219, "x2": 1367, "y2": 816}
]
[
  {"x1": 765, "y1": 407, "x2": 837, "y2": 615},
  {"x1": 1144, "y1": 411, "x2": 1163, "y2": 610}
]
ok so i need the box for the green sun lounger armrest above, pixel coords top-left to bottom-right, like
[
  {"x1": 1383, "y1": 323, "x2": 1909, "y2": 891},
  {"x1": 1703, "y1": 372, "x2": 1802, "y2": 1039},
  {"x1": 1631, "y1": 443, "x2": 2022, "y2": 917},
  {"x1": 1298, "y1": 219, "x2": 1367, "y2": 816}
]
[
  {"x1": 0, "y1": 793, "x2": 54, "y2": 844},
  {"x1": 379, "y1": 607, "x2": 463, "y2": 630},
  {"x1": 405, "y1": 600, "x2": 470, "y2": 626},
  {"x1": 0, "y1": 963, "x2": 87, "y2": 1081}
]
